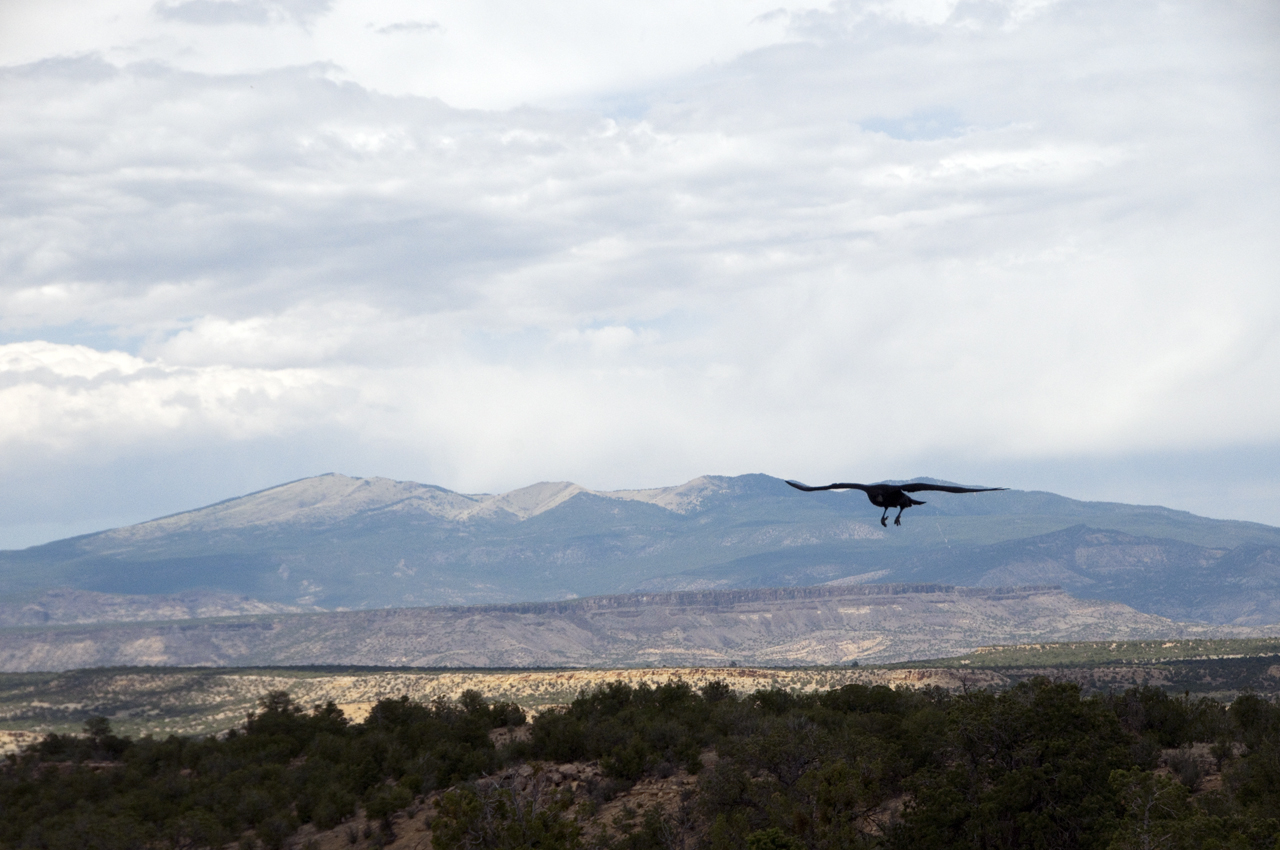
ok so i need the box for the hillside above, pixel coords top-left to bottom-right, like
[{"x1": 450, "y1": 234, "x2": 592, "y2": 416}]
[
  {"x1": 0, "y1": 589, "x2": 310, "y2": 627},
  {"x1": 1, "y1": 473, "x2": 1278, "y2": 623},
  {"x1": 8, "y1": 665, "x2": 1280, "y2": 850},
  {"x1": 6, "y1": 640, "x2": 1280, "y2": 742},
  {"x1": 0, "y1": 584, "x2": 1259, "y2": 673}
]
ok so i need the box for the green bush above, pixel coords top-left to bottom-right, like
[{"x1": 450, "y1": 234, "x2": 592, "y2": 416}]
[
  {"x1": 0, "y1": 688, "x2": 522, "y2": 849},
  {"x1": 432, "y1": 782, "x2": 580, "y2": 850},
  {"x1": 5, "y1": 678, "x2": 1280, "y2": 850}
]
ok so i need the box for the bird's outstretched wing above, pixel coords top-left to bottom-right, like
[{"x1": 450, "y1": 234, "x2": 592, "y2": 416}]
[
  {"x1": 785, "y1": 480, "x2": 867, "y2": 492},
  {"x1": 898, "y1": 483, "x2": 1007, "y2": 494}
]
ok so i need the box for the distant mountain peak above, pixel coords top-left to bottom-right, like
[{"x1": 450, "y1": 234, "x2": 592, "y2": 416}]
[
  {"x1": 603, "y1": 475, "x2": 737, "y2": 514},
  {"x1": 468, "y1": 481, "x2": 587, "y2": 520},
  {"x1": 98, "y1": 473, "x2": 481, "y2": 543},
  {"x1": 97, "y1": 474, "x2": 761, "y2": 542},
  {"x1": 6, "y1": 472, "x2": 1278, "y2": 625}
]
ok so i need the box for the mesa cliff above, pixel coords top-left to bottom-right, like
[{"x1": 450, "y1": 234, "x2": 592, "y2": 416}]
[{"x1": 0, "y1": 584, "x2": 1252, "y2": 673}]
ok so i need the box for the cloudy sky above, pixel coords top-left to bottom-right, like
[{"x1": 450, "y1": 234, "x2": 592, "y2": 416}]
[{"x1": 0, "y1": 0, "x2": 1277, "y2": 548}]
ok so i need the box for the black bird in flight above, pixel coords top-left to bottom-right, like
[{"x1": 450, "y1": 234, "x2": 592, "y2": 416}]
[{"x1": 785, "y1": 479, "x2": 1007, "y2": 527}]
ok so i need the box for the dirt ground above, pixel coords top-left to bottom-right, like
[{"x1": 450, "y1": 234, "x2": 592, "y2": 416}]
[{"x1": 0, "y1": 729, "x2": 43, "y2": 756}]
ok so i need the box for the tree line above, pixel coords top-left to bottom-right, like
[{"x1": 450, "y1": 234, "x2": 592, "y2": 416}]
[{"x1": 0, "y1": 677, "x2": 1277, "y2": 849}]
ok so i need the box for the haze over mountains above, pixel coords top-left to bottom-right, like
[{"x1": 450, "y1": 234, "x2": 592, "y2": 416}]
[{"x1": 2, "y1": 473, "x2": 1277, "y2": 626}]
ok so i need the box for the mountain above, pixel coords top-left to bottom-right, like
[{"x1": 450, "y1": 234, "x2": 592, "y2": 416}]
[
  {"x1": 660, "y1": 525, "x2": 1280, "y2": 626},
  {"x1": 0, "y1": 584, "x2": 1252, "y2": 673},
  {"x1": 2, "y1": 473, "x2": 1278, "y2": 624}
]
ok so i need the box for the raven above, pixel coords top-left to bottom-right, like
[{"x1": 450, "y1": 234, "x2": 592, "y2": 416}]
[{"x1": 785, "y1": 479, "x2": 1007, "y2": 527}]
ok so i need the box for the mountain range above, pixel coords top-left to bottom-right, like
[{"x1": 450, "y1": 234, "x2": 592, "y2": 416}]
[{"x1": 2, "y1": 473, "x2": 1278, "y2": 626}]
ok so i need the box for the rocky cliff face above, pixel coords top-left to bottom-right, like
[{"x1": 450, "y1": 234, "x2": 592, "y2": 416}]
[
  {"x1": 0, "y1": 584, "x2": 1258, "y2": 673},
  {"x1": 0, "y1": 589, "x2": 309, "y2": 627}
]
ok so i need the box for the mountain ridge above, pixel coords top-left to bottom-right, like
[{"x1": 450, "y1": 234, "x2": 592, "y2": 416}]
[
  {"x1": 0, "y1": 589, "x2": 312, "y2": 628},
  {"x1": 87, "y1": 473, "x2": 750, "y2": 545},
  {"x1": 2, "y1": 473, "x2": 1278, "y2": 624}
]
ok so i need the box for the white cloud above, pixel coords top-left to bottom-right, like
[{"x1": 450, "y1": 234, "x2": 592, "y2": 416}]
[
  {"x1": 0, "y1": 342, "x2": 344, "y2": 453},
  {"x1": 0, "y1": 0, "x2": 834, "y2": 109},
  {"x1": 153, "y1": 0, "x2": 336, "y2": 28},
  {"x1": 0, "y1": 0, "x2": 1277, "y2": 544},
  {"x1": 373, "y1": 20, "x2": 441, "y2": 36}
]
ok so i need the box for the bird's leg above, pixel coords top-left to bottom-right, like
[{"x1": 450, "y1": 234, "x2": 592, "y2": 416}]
[
  {"x1": 880, "y1": 508, "x2": 889, "y2": 527},
  {"x1": 893, "y1": 506, "x2": 906, "y2": 526}
]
